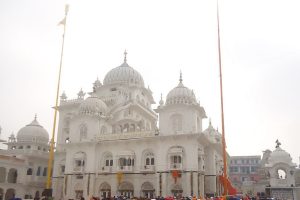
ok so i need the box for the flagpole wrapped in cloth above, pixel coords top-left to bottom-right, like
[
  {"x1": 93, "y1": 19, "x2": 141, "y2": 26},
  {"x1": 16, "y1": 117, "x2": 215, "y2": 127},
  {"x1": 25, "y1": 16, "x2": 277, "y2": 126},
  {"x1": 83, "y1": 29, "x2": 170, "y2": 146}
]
[{"x1": 44, "y1": 4, "x2": 69, "y2": 198}]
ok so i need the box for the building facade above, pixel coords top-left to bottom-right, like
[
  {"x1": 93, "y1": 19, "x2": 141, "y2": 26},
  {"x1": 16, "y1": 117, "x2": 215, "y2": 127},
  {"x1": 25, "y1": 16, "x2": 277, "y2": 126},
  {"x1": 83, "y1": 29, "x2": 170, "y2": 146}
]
[
  {"x1": 52, "y1": 54, "x2": 226, "y2": 200},
  {"x1": 0, "y1": 116, "x2": 49, "y2": 200},
  {"x1": 229, "y1": 155, "x2": 261, "y2": 193}
]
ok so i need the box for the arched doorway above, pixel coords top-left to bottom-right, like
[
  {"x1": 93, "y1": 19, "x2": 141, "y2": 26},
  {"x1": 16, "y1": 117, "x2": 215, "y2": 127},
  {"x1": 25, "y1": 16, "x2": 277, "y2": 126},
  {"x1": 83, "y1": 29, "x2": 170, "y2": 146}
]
[
  {"x1": 5, "y1": 188, "x2": 15, "y2": 200},
  {"x1": 7, "y1": 168, "x2": 17, "y2": 183},
  {"x1": 0, "y1": 168, "x2": 6, "y2": 183},
  {"x1": 171, "y1": 184, "x2": 183, "y2": 198},
  {"x1": 0, "y1": 188, "x2": 4, "y2": 200},
  {"x1": 99, "y1": 182, "x2": 111, "y2": 200},
  {"x1": 141, "y1": 182, "x2": 155, "y2": 198},
  {"x1": 118, "y1": 181, "x2": 134, "y2": 198},
  {"x1": 74, "y1": 183, "x2": 83, "y2": 200},
  {"x1": 35, "y1": 191, "x2": 40, "y2": 199}
]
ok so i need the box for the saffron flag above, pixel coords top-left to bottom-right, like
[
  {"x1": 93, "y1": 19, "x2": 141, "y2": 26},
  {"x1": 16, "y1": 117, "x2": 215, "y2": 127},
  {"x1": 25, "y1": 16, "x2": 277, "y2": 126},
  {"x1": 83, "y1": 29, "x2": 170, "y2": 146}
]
[{"x1": 58, "y1": 17, "x2": 66, "y2": 26}]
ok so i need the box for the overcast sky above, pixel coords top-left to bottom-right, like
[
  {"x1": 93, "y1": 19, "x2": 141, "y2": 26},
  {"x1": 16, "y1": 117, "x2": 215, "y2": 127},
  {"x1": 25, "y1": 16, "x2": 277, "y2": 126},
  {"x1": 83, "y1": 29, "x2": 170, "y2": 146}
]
[{"x1": 0, "y1": 0, "x2": 299, "y2": 164}]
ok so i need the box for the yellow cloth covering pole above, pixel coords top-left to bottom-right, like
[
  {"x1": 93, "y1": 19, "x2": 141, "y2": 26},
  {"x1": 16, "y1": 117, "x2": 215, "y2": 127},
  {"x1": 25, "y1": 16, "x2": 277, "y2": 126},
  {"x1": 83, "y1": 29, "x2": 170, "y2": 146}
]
[{"x1": 46, "y1": 4, "x2": 69, "y2": 189}]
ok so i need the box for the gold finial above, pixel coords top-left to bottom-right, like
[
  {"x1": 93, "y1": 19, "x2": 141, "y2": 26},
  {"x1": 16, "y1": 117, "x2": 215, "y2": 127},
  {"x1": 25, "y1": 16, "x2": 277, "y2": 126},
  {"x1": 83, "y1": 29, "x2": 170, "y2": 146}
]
[
  {"x1": 179, "y1": 70, "x2": 183, "y2": 83},
  {"x1": 124, "y1": 50, "x2": 127, "y2": 63}
]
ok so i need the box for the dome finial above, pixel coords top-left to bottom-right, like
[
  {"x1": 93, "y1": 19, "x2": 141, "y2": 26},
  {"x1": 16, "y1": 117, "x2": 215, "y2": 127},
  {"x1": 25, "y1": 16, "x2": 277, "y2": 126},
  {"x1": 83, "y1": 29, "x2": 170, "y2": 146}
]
[
  {"x1": 179, "y1": 70, "x2": 183, "y2": 83},
  {"x1": 34, "y1": 114, "x2": 37, "y2": 121},
  {"x1": 124, "y1": 49, "x2": 128, "y2": 63},
  {"x1": 275, "y1": 139, "x2": 281, "y2": 148},
  {"x1": 159, "y1": 93, "x2": 164, "y2": 106},
  {"x1": 209, "y1": 118, "x2": 212, "y2": 126}
]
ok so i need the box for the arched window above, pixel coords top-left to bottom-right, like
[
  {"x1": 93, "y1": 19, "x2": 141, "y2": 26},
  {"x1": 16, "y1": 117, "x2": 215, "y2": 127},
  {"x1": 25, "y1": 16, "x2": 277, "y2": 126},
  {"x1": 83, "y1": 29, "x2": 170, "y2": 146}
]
[
  {"x1": 7, "y1": 168, "x2": 17, "y2": 183},
  {"x1": 79, "y1": 124, "x2": 87, "y2": 141},
  {"x1": 104, "y1": 154, "x2": 113, "y2": 167},
  {"x1": 43, "y1": 167, "x2": 47, "y2": 176},
  {"x1": 36, "y1": 167, "x2": 41, "y2": 176},
  {"x1": 168, "y1": 146, "x2": 184, "y2": 169},
  {"x1": 27, "y1": 168, "x2": 33, "y2": 175},
  {"x1": 0, "y1": 167, "x2": 6, "y2": 182},
  {"x1": 144, "y1": 152, "x2": 155, "y2": 166},
  {"x1": 73, "y1": 152, "x2": 86, "y2": 172},
  {"x1": 278, "y1": 169, "x2": 287, "y2": 179},
  {"x1": 119, "y1": 158, "x2": 127, "y2": 167},
  {"x1": 171, "y1": 155, "x2": 182, "y2": 164}
]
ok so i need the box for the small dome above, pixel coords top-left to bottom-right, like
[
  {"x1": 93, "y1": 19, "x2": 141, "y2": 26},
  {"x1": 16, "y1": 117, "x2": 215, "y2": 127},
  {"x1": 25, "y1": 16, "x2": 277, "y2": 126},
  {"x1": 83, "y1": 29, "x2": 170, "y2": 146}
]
[
  {"x1": 79, "y1": 94, "x2": 108, "y2": 116},
  {"x1": 103, "y1": 52, "x2": 144, "y2": 87},
  {"x1": 17, "y1": 116, "x2": 49, "y2": 144},
  {"x1": 203, "y1": 119, "x2": 221, "y2": 143},
  {"x1": 93, "y1": 77, "x2": 102, "y2": 88},
  {"x1": 166, "y1": 73, "x2": 196, "y2": 105},
  {"x1": 268, "y1": 147, "x2": 293, "y2": 166}
]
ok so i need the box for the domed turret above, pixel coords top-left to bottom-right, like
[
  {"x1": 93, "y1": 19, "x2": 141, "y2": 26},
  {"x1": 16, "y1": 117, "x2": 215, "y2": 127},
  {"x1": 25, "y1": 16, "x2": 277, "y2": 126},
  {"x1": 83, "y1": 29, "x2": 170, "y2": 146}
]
[
  {"x1": 268, "y1": 141, "x2": 294, "y2": 166},
  {"x1": 103, "y1": 51, "x2": 144, "y2": 87},
  {"x1": 79, "y1": 93, "x2": 108, "y2": 116},
  {"x1": 166, "y1": 72, "x2": 196, "y2": 105},
  {"x1": 17, "y1": 115, "x2": 49, "y2": 144},
  {"x1": 203, "y1": 119, "x2": 221, "y2": 143}
]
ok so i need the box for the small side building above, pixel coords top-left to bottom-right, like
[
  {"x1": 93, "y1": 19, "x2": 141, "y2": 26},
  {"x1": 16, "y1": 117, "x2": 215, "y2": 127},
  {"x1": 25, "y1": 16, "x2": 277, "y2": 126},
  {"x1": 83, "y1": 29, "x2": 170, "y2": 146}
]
[{"x1": 0, "y1": 116, "x2": 49, "y2": 200}]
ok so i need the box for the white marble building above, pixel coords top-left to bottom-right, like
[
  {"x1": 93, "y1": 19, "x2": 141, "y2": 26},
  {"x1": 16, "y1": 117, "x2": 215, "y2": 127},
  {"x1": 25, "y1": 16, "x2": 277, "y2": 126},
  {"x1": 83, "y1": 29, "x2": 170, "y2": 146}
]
[
  {"x1": 52, "y1": 53, "x2": 226, "y2": 200},
  {"x1": 0, "y1": 116, "x2": 49, "y2": 200},
  {"x1": 259, "y1": 141, "x2": 300, "y2": 199}
]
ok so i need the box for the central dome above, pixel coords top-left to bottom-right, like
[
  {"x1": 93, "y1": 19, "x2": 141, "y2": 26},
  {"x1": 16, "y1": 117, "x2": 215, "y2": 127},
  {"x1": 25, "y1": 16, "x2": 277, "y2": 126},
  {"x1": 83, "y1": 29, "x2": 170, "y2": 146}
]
[
  {"x1": 103, "y1": 62, "x2": 144, "y2": 87},
  {"x1": 103, "y1": 52, "x2": 144, "y2": 87}
]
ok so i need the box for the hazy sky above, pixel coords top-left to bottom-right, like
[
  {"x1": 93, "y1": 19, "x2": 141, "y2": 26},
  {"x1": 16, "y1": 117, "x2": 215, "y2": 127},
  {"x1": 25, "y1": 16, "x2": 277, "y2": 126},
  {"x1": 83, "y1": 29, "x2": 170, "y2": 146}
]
[{"x1": 0, "y1": 0, "x2": 299, "y2": 164}]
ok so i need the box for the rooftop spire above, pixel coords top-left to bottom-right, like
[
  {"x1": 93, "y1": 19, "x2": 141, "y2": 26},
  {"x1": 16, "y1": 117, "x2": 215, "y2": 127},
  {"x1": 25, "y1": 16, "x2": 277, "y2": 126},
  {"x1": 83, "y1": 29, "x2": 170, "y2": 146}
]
[
  {"x1": 34, "y1": 113, "x2": 37, "y2": 121},
  {"x1": 179, "y1": 70, "x2": 183, "y2": 83},
  {"x1": 124, "y1": 49, "x2": 128, "y2": 63}
]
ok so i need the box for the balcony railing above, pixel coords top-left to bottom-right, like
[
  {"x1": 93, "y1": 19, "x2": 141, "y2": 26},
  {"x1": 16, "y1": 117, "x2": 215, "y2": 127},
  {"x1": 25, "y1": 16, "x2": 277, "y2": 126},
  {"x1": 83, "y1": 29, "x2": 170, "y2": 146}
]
[
  {"x1": 116, "y1": 165, "x2": 134, "y2": 172},
  {"x1": 170, "y1": 163, "x2": 182, "y2": 170},
  {"x1": 73, "y1": 166, "x2": 85, "y2": 173},
  {"x1": 100, "y1": 166, "x2": 112, "y2": 173},
  {"x1": 141, "y1": 165, "x2": 155, "y2": 172}
]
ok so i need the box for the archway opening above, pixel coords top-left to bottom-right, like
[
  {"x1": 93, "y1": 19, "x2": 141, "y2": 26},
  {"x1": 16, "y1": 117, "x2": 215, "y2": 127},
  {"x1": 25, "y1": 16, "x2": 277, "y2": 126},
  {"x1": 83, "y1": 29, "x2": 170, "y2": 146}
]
[
  {"x1": 7, "y1": 168, "x2": 17, "y2": 183},
  {"x1": 99, "y1": 182, "x2": 111, "y2": 200},
  {"x1": 5, "y1": 189, "x2": 15, "y2": 200},
  {"x1": 0, "y1": 168, "x2": 6, "y2": 183},
  {"x1": 118, "y1": 182, "x2": 134, "y2": 198},
  {"x1": 278, "y1": 169, "x2": 287, "y2": 179},
  {"x1": 141, "y1": 182, "x2": 155, "y2": 199}
]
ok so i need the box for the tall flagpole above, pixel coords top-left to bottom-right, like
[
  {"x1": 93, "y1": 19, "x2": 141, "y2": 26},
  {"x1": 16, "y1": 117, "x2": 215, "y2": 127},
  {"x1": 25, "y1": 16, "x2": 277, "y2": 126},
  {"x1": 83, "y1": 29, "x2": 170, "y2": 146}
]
[
  {"x1": 46, "y1": 4, "x2": 69, "y2": 193},
  {"x1": 217, "y1": 0, "x2": 228, "y2": 196}
]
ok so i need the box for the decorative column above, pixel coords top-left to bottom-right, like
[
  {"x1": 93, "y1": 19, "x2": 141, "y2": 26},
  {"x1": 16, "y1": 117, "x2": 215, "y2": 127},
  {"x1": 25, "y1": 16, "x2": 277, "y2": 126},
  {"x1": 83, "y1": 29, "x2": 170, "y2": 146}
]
[
  {"x1": 185, "y1": 172, "x2": 191, "y2": 196},
  {"x1": 204, "y1": 148, "x2": 216, "y2": 195},
  {"x1": 192, "y1": 172, "x2": 198, "y2": 197},
  {"x1": 156, "y1": 172, "x2": 162, "y2": 197},
  {"x1": 161, "y1": 173, "x2": 167, "y2": 197}
]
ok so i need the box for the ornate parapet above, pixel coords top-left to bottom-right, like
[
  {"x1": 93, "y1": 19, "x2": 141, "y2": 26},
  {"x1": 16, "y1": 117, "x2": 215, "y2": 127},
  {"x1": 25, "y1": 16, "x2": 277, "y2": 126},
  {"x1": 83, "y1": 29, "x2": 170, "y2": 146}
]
[{"x1": 95, "y1": 131, "x2": 155, "y2": 141}]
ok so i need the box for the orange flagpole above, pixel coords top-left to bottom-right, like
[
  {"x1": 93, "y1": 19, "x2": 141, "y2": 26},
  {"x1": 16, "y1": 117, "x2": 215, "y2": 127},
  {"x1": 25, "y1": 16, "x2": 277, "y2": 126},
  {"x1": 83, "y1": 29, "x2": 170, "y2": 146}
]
[{"x1": 217, "y1": 0, "x2": 228, "y2": 196}]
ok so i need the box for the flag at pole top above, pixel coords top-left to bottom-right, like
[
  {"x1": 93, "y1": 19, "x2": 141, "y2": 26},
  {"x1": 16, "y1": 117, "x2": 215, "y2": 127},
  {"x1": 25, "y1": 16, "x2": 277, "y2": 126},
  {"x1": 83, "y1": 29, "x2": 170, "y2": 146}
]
[
  {"x1": 58, "y1": 17, "x2": 66, "y2": 26},
  {"x1": 58, "y1": 4, "x2": 69, "y2": 26}
]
